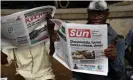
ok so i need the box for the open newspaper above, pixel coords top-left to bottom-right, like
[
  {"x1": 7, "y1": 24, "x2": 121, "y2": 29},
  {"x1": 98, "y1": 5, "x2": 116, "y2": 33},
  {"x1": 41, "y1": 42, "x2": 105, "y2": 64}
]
[
  {"x1": 1, "y1": 6, "x2": 56, "y2": 49},
  {"x1": 53, "y1": 22, "x2": 108, "y2": 76}
]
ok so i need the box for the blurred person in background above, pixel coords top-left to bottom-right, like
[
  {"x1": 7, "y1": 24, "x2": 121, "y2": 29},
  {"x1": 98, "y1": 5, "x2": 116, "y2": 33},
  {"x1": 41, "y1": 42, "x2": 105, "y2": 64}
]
[{"x1": 125, "y1": 27, "x2": 133, "y2": 80}]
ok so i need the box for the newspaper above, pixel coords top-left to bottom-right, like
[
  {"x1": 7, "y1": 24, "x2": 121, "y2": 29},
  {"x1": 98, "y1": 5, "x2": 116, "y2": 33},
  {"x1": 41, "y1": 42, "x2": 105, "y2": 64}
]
[
  {"x1": 53, "y1": 23, "x2": 108, "y2": 76},
  {"x1": 0, "y1": 78, "x2": 7, "y2": 80},
  {"x1": 1, "y1": 6, "x2": 56, "y2": 49}
]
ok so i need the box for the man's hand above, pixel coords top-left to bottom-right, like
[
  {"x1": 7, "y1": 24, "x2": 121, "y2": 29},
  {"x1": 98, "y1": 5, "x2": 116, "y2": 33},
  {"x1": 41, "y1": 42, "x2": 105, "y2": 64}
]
[
  {"x1": 46, "y1": 12, "x2": 52, "y2": 21},
  {"x1": 1, "y1": 51, "x2": 8, "y2": 65},
  {"x1": 46, "y1": 12, "x2": 55, "y2": 35},
  {"x1": 104, "y1": 44, "x2": 117, "y2": 60},
  {"x1": 51, "y1": 31, "x2": 59, "y2": 42},
  {"x1": 46, "y1": 12, "x2": 55, "y2": 56},
  {"x1": 46, "y1": 12, "x2": 54, "y2": 29}
]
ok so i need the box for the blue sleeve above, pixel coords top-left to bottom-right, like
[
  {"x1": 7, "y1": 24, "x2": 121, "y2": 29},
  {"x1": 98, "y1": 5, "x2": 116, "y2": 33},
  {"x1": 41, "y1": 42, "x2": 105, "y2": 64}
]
[
  {"x1": 125, "y1": 29, "x2": 133, "y2": 47},
  {"x1": 110, "y1": 39, "x2": 125, "y2": 72}
]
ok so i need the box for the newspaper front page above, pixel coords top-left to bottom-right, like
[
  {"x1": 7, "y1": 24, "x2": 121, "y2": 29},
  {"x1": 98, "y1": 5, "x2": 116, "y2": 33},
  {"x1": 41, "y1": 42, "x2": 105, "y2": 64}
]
[
  {"x1": 1, "y1": 6, "x2": 56, "y2": 49},
  {"x1": 54, "y1": 23, "x2": 108, "y2": 76}
]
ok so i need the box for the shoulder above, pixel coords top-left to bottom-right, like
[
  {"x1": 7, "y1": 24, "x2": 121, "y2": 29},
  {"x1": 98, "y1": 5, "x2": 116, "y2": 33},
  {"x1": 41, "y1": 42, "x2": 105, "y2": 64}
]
[
  {"x1": 125, "y1": 28, "x2": 133, "y2": 47},
  {"x1": 107, "y1": 23, "x2": 118, "y2": 36},
  {"x1": 126, "y1": 29, "x2": 133, "y2": 40},
  {"x1": 127, "y1": 28, "x2": 133, "y2": 37},
  {"x1": 107, "y1": 24, "x2": 124, "y2": 45}
]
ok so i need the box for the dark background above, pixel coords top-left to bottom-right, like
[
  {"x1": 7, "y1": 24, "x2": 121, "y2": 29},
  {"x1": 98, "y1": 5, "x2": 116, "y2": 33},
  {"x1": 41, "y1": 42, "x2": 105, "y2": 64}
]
[{"x1": 1, "y1": 1, "x2": 120, "y2": 9}]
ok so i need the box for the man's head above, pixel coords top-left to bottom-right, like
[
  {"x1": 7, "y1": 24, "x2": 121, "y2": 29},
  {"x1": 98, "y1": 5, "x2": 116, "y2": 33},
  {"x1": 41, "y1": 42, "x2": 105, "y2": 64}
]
[{"x1": 87, "y1": 1, "x2": 109, "y2": 24}]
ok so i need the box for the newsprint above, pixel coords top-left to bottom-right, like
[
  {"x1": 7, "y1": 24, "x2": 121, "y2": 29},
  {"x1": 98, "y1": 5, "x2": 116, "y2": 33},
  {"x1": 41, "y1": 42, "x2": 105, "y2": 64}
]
[
  {"x1": 53, "y1": 23, "x2": 108, "y2": 76},
  {"x1": 1, "y1": 6, "x2": 56, "y2": 49}
]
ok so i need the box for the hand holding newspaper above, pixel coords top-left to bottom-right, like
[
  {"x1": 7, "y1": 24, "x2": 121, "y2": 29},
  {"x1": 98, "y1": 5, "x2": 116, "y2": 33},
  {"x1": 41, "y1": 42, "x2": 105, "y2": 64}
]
[
  {"x1": 1, "y1": 6, "x2": 56, "y2": 49},
  {"x1": 52, "y1": 21, "x2": 108, "y2": 76}
]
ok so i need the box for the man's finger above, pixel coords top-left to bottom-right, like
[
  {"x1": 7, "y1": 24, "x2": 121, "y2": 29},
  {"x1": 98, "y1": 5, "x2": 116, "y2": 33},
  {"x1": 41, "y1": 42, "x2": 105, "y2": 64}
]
[
  {"x1": 105, "y1": 51, "x2": 117, "y2": 60},
  {"x1": 104, "y1": 51, "x2": 111, "y2": 56},
  {"x1": 104, "y1": 48, "x2": 113, "y2": 52},
  {"x1": 46, "y1": 12, "x2": 52, "y2": 21},
  {"x1": 105, "y1": 52, "x2": 112, "y2": 58}
]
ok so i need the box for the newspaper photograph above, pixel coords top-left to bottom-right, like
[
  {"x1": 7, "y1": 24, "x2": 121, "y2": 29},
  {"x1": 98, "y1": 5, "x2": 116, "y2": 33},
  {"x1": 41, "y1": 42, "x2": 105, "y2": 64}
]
[
  {"x1": 1, "y1": 6, "x2": 56, "y2": 49},
  {"x1": 53, "y1": 23, "x2": 108, "y2": 76}
]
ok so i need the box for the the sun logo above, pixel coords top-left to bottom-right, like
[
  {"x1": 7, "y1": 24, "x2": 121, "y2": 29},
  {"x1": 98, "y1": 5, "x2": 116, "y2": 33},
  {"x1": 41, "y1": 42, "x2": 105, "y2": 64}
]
[{"x1": 68, "y1": 28, "x2": 91, "y2": 38}]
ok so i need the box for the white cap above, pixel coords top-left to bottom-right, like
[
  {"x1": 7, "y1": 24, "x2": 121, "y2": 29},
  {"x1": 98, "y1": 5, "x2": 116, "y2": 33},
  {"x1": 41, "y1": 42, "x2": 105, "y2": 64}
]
[{"x1": 88, "y1": 1, "x2": 108, "y2": 11}]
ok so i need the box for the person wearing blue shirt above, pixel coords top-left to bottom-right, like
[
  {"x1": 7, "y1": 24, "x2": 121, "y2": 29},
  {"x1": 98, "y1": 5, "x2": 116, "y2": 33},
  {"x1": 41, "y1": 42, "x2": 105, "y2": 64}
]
[
  {"x1": 72, "y1": 1, "x2": 126, "y2": 80},
  {"x1": 125, "y1": 28, "x2": 133, "y2": 49},
  {"x1": 125, "y1": 28, "x2": 133, "y2": 67},
  {"x1": 125, "y1": 28, "x2": 133, "y2": 80}
]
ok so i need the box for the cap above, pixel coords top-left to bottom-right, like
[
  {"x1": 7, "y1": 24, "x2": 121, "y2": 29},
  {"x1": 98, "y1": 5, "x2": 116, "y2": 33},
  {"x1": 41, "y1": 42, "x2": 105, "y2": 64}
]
[{"x1": 88, "y1": 1, "x2": 108, "y2": 11}]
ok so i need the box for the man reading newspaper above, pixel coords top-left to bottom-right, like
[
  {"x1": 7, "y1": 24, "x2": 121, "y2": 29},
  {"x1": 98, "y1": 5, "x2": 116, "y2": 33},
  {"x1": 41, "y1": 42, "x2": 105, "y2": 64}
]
[
  {"x1": 47, "y1": 1, "x2": 127, "y2": 80},
  {"x1": 71, "y1": 1, "x2": 126, "y2": 80},
  {"x1": 1, "y1": 11, "x2": 55, "y2": 80}
]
